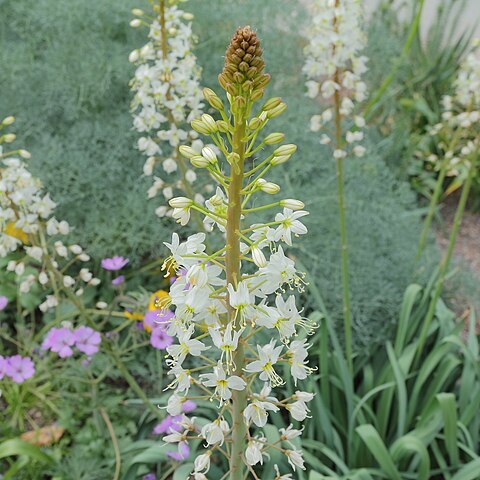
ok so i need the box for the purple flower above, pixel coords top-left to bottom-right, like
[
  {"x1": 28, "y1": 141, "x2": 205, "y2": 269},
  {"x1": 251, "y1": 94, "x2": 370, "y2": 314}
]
[
  {"x1": 42, "y1": 327, "x2": 76, "y2": 358},
  {"x1": 111, "y1": 275, "x2": 125, "y2": 286},
  {"x1": 182, "y1": 400, "x2": 197, "y2": 413},
  {"x1": 153, "y1": 415, "x2": 182, "y2": 435},
  {"x1": 5, "y1": 355, "x2": 35, "y2": 383},
  {"x1": 166, "y1": 442, "x2": 189, "y2": 461},
  {"x1": 74, "y1": 326, "x2": 101, "y2": 356},
  {"x1": 142, "y1": 474, "x2": 156, "y2": 480},
  {"x1": 144, "y1": 309, "x2": 174, "y2": 332},
  {"x1": 150, "y1": 328, "x2": 174, "y2": 350},
  {"x1": 0, "y1": 296, "x2": 8, "y2": 310},
  {"x1": 0, "y1": 355, "x2": 7, "y2": 380},
  {"x1": 101, "y1": 256, "x2": 129, "y2": 271}
]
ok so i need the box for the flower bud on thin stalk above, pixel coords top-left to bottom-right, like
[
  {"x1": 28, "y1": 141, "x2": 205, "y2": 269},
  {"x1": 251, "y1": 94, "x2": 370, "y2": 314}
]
[
  {"x1": 129, "y1": 0, "x2": 213, "y2": 227},
  {"x1": 161, "y1": 27, "x2": 316, "y2": 479},
  {"x1": 303, "y1": 0, "x2": 369, "y2": 373}
]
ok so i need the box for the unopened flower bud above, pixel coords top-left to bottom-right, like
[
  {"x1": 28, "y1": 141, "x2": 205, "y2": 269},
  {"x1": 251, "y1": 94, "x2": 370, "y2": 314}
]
[
  {"x1": 131, "y1": 8, "x2": 144, "y2": 16},
  {"x1": 169, "y1": 197, "x2": 193, "y2": 208},
  {"x1": 271, "y1": 155, "x2": 290, "y2": 166},
  {"x1": 266, "y1": 102, "x2": 287, "y2": 118},
  {"x1": 201, "y1": 114, "x2": 218, "y2": 133},
  {"x1": 251, "y1": 246, "x2": 267, "y2": 267},
  {"x1": 259, "y1": 181, "x2": 280, "y2": 194},
  {"x1": 262, "y1": 97, "x2": 282, "y2": 111},
  {"x1": 273, "y1": 144, "x2": 297, "y2": 157},
  {"x1": 19, "y1": 149, "x2": 31, "y2": 159},
  {"x1": 264, "y1": 132, "x2": 285, "y2": 145},
  {"x1": 280, "y1": 199, "x2": 305, "y2": 210},
  {"x1": 130, "y1": 19, "x2": 141, "y2": 27},
  {"x1": 203, "y1": 88, "x2": 224, "y2": 111},
  {"x1": 191, "y1": 155, "x2": 210, "y2": 168},
  {"x1": 2, "y1": 133, "x2": 16, "y2": 143},
  {"x1": 248, "y1": 117, "x2": 263, "y2": 130},
  {"x1": 191, "y1": 119, "x2": 211, "y2": 135},
  {"x1": 179, "y1": 145, "x2": 198, "y2": 159},
  {"x1": 201, "y1": 146, "x2": 217, "y2": 163},
  {"x1": 183, "y1": 12, "x2": 194, "y2": 21},
  {"x1": 2, "y1": 116, "x2": 15, "y2": 126},
  {"x1": 216, "y1": 120, "x2": 230, "y2": 133},
  {"x1": 129, "y1": 50, "x2": 140, "y2": 63}
]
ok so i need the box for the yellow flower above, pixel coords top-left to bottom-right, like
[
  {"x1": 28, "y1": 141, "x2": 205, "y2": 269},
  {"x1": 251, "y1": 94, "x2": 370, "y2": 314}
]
[
  {"x1": 148, "y1": 289, "x2": 170, "y2": 311},
  {"x1": 4, "y1": 222, "x2": 29, "y2": 244}
]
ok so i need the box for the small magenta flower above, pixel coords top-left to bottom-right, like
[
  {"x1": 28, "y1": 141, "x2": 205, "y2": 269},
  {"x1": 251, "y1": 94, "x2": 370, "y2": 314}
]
[
  {"x1": 112, "y1": 275, "x2": 125, "y2": 286},
  {"x1": 101, "y1": 256, "x2": 129, "y2": 271},
  {"x1": 0, "y1": 296, "x2": 8, "y2": 310},
  {"x1": 166, "y1": 441, "x2": 190, "y2": 461},
  {"x1": 142, "y1": 474, "x2": 156, "y2": 480},
  {"x1": 5, "y1": 355, "x2": 35, "y2": 383},
  {"x1": 153, "y1": 415, "x2": 183, "y2": 434},
  {"x1": 74, "y1": 326, "x2": 101, "y2": 356}
]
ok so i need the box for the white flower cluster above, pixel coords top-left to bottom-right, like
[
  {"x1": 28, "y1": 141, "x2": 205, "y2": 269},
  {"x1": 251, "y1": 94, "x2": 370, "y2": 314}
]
[
  {"x1": 129, "y1": 1, "x2": 214, "y2": 218},
  {"x1": 158, "y1": 91, "x2": 316, "y2": 478},
  {"x1": 303, "y1": 0, "x2": 368, "y2": 158},
  {"x1": 0, "y1": 117, "x2": 98, "y2": 310},
  {"x1": 423, "y1": 39, "x2": 480, "y2": 179}
]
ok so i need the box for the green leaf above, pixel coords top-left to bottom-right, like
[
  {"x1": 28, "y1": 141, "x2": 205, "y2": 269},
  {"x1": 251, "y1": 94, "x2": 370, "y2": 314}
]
[
  {"x1": 436, "y1": 393, "x2": 459, "y2": 465},
  {"x1": 451, "y1": 458, "x2": 480, "y2": 480},
  {"x1": 0, "y1": 438, "x2": 53, "y2": 464},
  {"x1": 355, "y1": 425, "x2": 402, "y2": 480}
]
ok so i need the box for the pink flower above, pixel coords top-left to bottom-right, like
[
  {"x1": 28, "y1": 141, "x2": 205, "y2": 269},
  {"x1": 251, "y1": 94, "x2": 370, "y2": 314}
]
[
  {"x1": 0, "y1": 296, "x2": 8, "y2": 310},
  {"x1": 112, "y1": 275, "x2": 125, "y2": 286},
  {"x1": 74, "y1": 326, "x2": 101, "y2": 356},
  {"x1": 0, "y1": 355, "x2": 7, "y2": 380},
  {"x1": 5, "y1": 355, "x2": 35, "y2": 383},
  {"x1": 101, "y1": 256, "x2": 129, "y2": 271},
  {"x1": 150, "y1": 328, "x2": 174, "y2": 350},
  {"x1": 42, "y1": 327, "x2": 76, "y2": 358},
  {"x1": 153, "y1": 415, "x2": 182, "y2": 434},
  {"x1": 166, "y1": 441, "x2": 190, "y2": 461},
  {"x1": 182, "y1": 400, "x2": 197, "y2": 413},
  {"x1": 144, "y1": 309, "x2": 174, "y2": 332}
]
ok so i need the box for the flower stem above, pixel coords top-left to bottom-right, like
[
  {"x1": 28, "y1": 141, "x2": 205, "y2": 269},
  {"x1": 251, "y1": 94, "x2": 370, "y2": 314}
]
[
  {"x1": 334, "y1": 72, "x2": 353, "y2": 375},
  {"x1": 415, "y1": 158, "x2": 448, "y2": 262},
  {"x1": 226, "y1": 110, "x2": 247, "y2": 480},
  {"x1": 416, "y1": 151, "x2": 477, "y2": 359}
]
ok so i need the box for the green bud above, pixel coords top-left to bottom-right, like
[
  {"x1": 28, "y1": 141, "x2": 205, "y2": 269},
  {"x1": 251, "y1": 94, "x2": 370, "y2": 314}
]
[
  {"x1": 274, "y1": 144, "x2": 297, "y2": 156},
  {"x1": 264, "y1": 132, "x2": 285, "y2": 145},
  {"x1": 217, "y1": 120, "x2": 231, "y2": 133},
  {"x1": 179, "y1": 145, "x2": 197, "y2": 159},
  {"x1": 262, "y1": 97, "x2": 282, "y2": 111},
  {"x1": 203, "y1": 88, "x2": 224, "y2": 111},
  {"x1": 267, "y1": 102, "x2": 287, "y2": 118},
  {"x1": 2, "y1": 116, "x2": 15, "y2": 126},
  {"x1": 191, "y1": 119, "x2": 210, "y2": 135},
  {"x1": 201, "y1": 114, "x2": 218, "y2": 133},
  {"x1": 191, "y1": 155, "x2": 210, "y2": 168}
]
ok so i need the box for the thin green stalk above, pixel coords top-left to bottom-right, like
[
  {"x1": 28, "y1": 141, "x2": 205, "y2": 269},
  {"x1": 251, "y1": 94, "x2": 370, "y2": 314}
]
[
  {"x1": 415, "y1": 152, "x2": 477, "y2": 359},
  {"x1": 415, "y1": 158, "x2": 448, "y2": 261},
  {"x1": 363, "y1": 0, "x2": 425, "y2": 119},
  {"x1": 334, "y1": 73, "x2": 353, "y2": 375},
  {"x1": 227, "y1": 110, "x2": 247, "y2": 480}
]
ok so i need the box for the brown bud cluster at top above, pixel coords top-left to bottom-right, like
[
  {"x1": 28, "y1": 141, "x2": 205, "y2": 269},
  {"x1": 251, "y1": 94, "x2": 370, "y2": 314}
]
[{"x1": 218, "y1": 26, "x2": 270, "y2": 104}]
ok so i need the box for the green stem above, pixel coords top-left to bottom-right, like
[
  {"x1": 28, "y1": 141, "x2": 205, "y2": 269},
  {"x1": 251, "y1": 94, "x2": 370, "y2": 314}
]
[
  {"x1": 415, "y1": 152, "x2": 477, "y2": 359},
  {"x1": 334, "y1": 72, "x2": 353, "y2": 375},
  {"x1": 363, "y1": 0, "x2": 425, "y2": 119},
  {"x1": 415, "y1": 158, "x2": 448, "y2": 261},
  {"x1": 227, "y1": 109, "x2": 247, "y2": 480}
]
